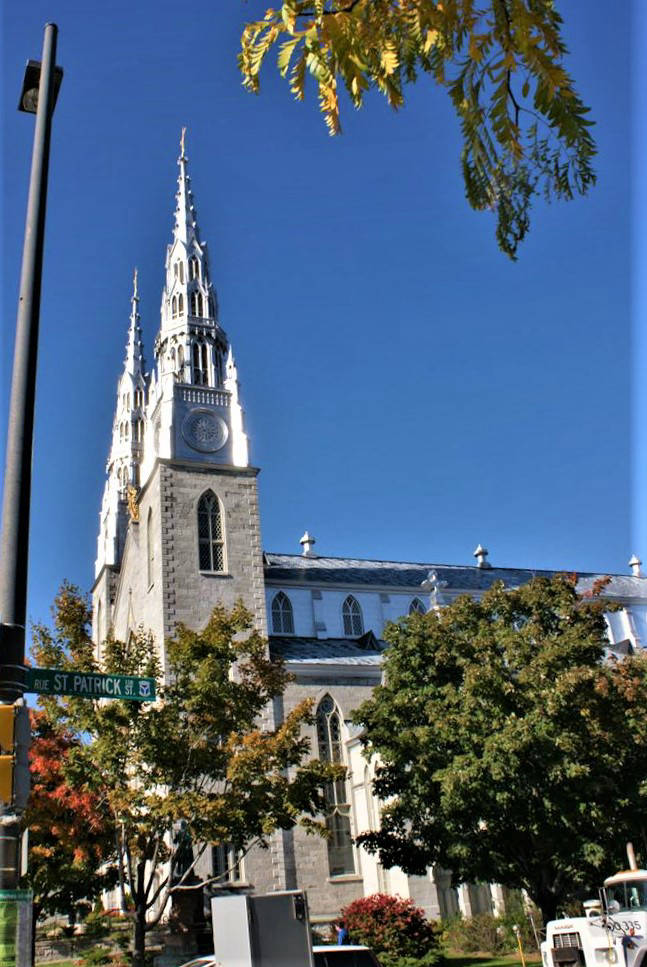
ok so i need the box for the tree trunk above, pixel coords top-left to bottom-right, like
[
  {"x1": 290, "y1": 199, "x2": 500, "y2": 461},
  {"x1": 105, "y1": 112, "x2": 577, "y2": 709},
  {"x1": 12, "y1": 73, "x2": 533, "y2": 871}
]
[
  {"x1": 31, "y1": 901, "x2": 41, "y2": 967},
  {"x1": 133, "y1": 904, "x2": 147, "y2": 967},
  {"x1": 534, "y1": 889, "x2": 559, "y2": 926}
]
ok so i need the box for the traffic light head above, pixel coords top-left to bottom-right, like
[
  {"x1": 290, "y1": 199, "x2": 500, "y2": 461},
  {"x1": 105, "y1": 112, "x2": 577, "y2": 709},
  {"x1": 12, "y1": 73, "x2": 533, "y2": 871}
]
[{"x1": 0, "y1": 705, "x2": 29, "y2": 809}]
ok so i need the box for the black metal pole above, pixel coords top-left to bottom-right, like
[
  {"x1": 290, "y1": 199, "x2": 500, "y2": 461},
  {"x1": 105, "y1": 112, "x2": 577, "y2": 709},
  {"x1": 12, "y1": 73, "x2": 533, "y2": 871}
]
[{"x1": 0, "y1": 22, "x2": 59, "y2": 891}]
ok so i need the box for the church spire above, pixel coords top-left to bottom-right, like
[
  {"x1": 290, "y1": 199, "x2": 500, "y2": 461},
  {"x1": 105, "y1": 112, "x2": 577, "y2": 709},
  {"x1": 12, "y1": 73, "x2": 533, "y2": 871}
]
[
  {"x1": 173, "y1": 127, "x2": 202, "y2": 249},
  {"x1": 125, "y1": 268, "x2": 145, "y2": 377},
  {"x1": 94, "y1": 274, "x2": 148, "y2": 576}
]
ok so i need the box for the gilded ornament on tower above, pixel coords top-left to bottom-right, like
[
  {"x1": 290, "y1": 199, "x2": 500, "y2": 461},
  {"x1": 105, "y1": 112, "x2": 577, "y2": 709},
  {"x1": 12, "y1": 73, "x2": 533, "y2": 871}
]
[{"x1": 127, "y1": 484, "x2": 140, "y2": 522}]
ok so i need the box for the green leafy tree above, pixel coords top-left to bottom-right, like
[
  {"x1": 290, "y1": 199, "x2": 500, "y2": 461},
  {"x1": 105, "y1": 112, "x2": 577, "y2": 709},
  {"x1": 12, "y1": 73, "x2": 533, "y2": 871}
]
[
  {"x1": 32, "y1": 584, "x2": 335, "y2": 967},
  {"x1": 353, "y1": 574, "x2": 647, "y2": 923},
  {"x1": 238, "y1": 0, "x2": 596, "y2": 259}
]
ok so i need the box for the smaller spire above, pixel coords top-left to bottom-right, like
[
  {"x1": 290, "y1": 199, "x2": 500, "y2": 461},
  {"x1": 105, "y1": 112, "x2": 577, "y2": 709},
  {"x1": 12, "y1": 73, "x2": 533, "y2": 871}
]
[{"x1": 125, "y1": 268, "x2": 145, "y2": 377}]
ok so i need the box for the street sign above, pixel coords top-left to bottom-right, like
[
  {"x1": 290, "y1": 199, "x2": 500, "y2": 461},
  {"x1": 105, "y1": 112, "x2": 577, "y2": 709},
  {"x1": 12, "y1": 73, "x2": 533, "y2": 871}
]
[{"x1": 27, "y1": 668, "x2": 156, "y2": 702}]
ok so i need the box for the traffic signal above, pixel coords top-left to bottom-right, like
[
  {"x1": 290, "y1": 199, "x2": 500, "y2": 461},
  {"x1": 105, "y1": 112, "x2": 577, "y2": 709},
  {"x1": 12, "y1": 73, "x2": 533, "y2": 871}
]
[
  {"x1": 0, "y1": 704, "x2": 15, "y2": 804},
  {"x1": 0, "y1": 704, "x2": 30, "y2": 809}
]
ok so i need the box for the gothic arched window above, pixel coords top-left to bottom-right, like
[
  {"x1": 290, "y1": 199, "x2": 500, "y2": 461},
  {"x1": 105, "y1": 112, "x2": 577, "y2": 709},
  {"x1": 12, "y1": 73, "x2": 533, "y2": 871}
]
[
  {"x1": 190, "y1": 291, "x2": 203, "y2": 317},
  {"x1": 179, "y1": 262, "x2": 185, "y2": 283},
  {"x1": 172, "y1": 295, "x2": 178, "y2": 319},
  {"x1": 147, "y1": 508, "x2": 154, "y2": 587},
  {"x1": 342, "y1": 596, "x2": 363, "y2": 637},
  {"x1": 189, "y1": 256, "x2": 199, "y2": 280},
  {"x1": 178, "y1": 293, "x2": 184, "y2": 316},
  {"x1": 198, "y1": 491, "x2": 225, "y2": 572},
  {"x1": 316, "y1": 695, "x2": 355, "y2": 876},
  {"x1": 271, "y1": 592, "x2": 294, "y2": 634},
  {"x1": 192, "y1": 341, "x2": 209, "y2": 386},
  {"x1": 409, "y1": 597, "x2": 426, "y2": 615}
]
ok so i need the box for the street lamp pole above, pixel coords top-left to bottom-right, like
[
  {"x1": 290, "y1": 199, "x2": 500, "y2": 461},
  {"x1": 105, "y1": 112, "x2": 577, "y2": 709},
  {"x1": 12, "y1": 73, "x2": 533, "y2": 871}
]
[{"x1": 0, "y1": 22, "x2": 62, "y2": 890}]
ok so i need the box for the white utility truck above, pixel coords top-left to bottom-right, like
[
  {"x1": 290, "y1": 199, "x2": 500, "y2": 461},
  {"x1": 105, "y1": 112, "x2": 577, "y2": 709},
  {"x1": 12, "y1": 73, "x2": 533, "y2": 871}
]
[{"x1": 541, "y1": 845, "x2": 647, "y2": 967}]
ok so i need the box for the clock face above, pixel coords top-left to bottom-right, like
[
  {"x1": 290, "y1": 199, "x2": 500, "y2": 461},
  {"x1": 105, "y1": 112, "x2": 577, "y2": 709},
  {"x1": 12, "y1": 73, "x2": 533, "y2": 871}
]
[{"x1": 182, "y1": 408, "x2": 229, "y2": 453}]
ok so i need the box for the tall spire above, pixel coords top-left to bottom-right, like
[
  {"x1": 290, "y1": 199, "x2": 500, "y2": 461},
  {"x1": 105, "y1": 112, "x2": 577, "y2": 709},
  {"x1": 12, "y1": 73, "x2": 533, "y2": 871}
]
[
  {"x1": 95, "y1": 275, "x2": 149, "y2": 576},
  {"x1": 125, "y1": 268, "x2": 145, "y2": 377},
  {"x1": 174, "y1": 126, "x2": 201, "y2": 248}
]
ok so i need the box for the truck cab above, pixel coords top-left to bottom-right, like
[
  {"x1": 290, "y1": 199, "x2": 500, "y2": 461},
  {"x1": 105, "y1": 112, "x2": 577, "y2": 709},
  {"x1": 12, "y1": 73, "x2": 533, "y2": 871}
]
[{"x1": 541, "y1": 870, "x2": 647, "y2": 967}]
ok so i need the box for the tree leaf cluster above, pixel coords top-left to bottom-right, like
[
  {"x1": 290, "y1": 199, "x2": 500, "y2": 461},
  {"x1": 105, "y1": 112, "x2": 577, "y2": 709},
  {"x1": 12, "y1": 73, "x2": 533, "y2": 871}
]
[
  {"x1": 239, "y1": 1, "x2": 596, "y2": 259},
  {"x1": 31, "y1": 584, "x2": 337, "y2": 964},
  {"x1": 24, "y1": 710, "x2": 117, "y2": 927},
  {"x1": 353, "y1": 574, "x2": 647, "y2": 921}
]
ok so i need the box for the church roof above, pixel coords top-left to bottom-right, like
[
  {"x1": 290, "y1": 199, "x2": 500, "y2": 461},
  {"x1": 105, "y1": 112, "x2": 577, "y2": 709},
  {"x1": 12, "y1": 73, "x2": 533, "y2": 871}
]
[
  {"x1": 269, "y1": 635, "x2": 385, "y2": 666},
  {"x1": 264, "y1": 553, "x2": 647, "y2": 600}
]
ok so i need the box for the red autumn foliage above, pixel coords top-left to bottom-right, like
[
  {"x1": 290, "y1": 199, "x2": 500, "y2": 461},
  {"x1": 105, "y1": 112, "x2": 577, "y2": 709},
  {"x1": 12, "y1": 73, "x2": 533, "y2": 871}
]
[
  {"x1": 338, "y1": 893, "x2": 438, "y2": 959},
  {"x1": 25, "y1": 710, "x2": 116, "y2": 919}
]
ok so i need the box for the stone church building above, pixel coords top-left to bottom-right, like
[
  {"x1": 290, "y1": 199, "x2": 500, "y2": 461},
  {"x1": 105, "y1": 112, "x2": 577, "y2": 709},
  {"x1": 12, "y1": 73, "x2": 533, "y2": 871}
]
[{"x1": 92, "y1": 139, "x2": 647, "y2": 926}]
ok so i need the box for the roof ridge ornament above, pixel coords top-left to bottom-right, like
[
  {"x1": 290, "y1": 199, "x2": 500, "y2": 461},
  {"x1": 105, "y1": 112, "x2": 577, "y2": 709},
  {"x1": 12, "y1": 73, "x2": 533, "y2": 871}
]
[
  {"x1": 474, "y1": 544, "x2": 492, "y2": 568},
  {"x1": 629, "y1": 554, "x2": 643, "y2": 577},
  {"x1": 300, "y1": 531, "x2": 317, "y2": 558}
]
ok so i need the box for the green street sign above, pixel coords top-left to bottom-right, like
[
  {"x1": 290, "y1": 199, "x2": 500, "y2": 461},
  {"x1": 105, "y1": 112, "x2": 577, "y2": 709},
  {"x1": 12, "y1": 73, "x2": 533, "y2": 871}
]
[{"x1": 27, "y1": 668, "x2": 156, "y2": 702}]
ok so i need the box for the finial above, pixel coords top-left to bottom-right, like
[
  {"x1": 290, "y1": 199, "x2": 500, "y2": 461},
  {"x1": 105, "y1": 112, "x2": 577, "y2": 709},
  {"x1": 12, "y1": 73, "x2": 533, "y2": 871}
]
[
  {"x1": 133, "y1": 267, "x2": 138, "y2": 300},
  {"x1": 300, "y1": 531, "x2": 317, "y2": 558},
  {"x1": 629, "y1": 554, "x2": 643, "y2": 578},
  {"x1": 473, "y1": 544, "x2": 491, "y2": 569},
  {"x1": 180, "y1": 126, "x2": 187, "y2": 159}
]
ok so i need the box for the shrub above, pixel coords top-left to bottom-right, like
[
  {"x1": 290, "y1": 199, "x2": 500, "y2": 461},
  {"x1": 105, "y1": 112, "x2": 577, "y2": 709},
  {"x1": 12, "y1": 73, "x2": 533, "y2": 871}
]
[
  {"x1": 442, "y1": 908, "x2": 539, "y2": 955},
  {"x1": 339, "y1": 893, "x2": 441, "y2": 962},
  {"x1": 380, "y1": 952, "x2": 445, "y2": 967},
  {"x1": 78, "y1": 947, "x2": 112, "y2": 966},
  {"x1": 82, "y1": 908, "x2": 110, "y2": 941},
  {"x1": 442, "y1": 913, "x2": 502, "y2": 953}
]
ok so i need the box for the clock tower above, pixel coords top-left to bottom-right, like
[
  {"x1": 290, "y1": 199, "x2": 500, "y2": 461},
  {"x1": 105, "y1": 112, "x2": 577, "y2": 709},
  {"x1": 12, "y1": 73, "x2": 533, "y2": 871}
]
[{"x1": 92, "y1": 133, "x2": 267, "y2": 667}]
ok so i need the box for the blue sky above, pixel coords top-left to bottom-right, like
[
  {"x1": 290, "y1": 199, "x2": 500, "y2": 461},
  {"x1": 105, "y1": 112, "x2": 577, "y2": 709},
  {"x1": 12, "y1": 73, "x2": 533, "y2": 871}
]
[{"x1": 1, "y1": 1, "x2": 636, "y2": 634}]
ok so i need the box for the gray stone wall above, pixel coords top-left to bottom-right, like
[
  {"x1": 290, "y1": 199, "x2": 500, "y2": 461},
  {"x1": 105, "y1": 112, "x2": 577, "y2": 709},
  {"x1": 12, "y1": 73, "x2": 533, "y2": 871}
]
[
  {"x1": 109, "y1": 464, "x2": 166, "y2": 654},
  {"x1": 104, "y1": 458, "x2": 266, "y2": 661},
  {"x1": 157, "y1": 459, "x2": 267, "y2": 638},
  {"x1": 271, "y1": 673, "x2": 380, "y2": 920}
]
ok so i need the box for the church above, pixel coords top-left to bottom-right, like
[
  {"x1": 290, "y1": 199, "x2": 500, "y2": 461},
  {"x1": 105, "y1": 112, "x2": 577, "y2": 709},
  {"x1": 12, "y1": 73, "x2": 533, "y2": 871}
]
[{"x1": 91, "y1": 137, "x2": 647, "y2": 926}]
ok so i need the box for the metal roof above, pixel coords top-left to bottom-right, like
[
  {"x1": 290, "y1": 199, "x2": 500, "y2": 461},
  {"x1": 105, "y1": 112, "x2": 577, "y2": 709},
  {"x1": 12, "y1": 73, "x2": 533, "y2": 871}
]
[
  {"x1": 264, "y1": 553, "x2": 647, "y2": 600},
  {"x1": 269, "y1": 635, "x2": 385, "y2": 666}
]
